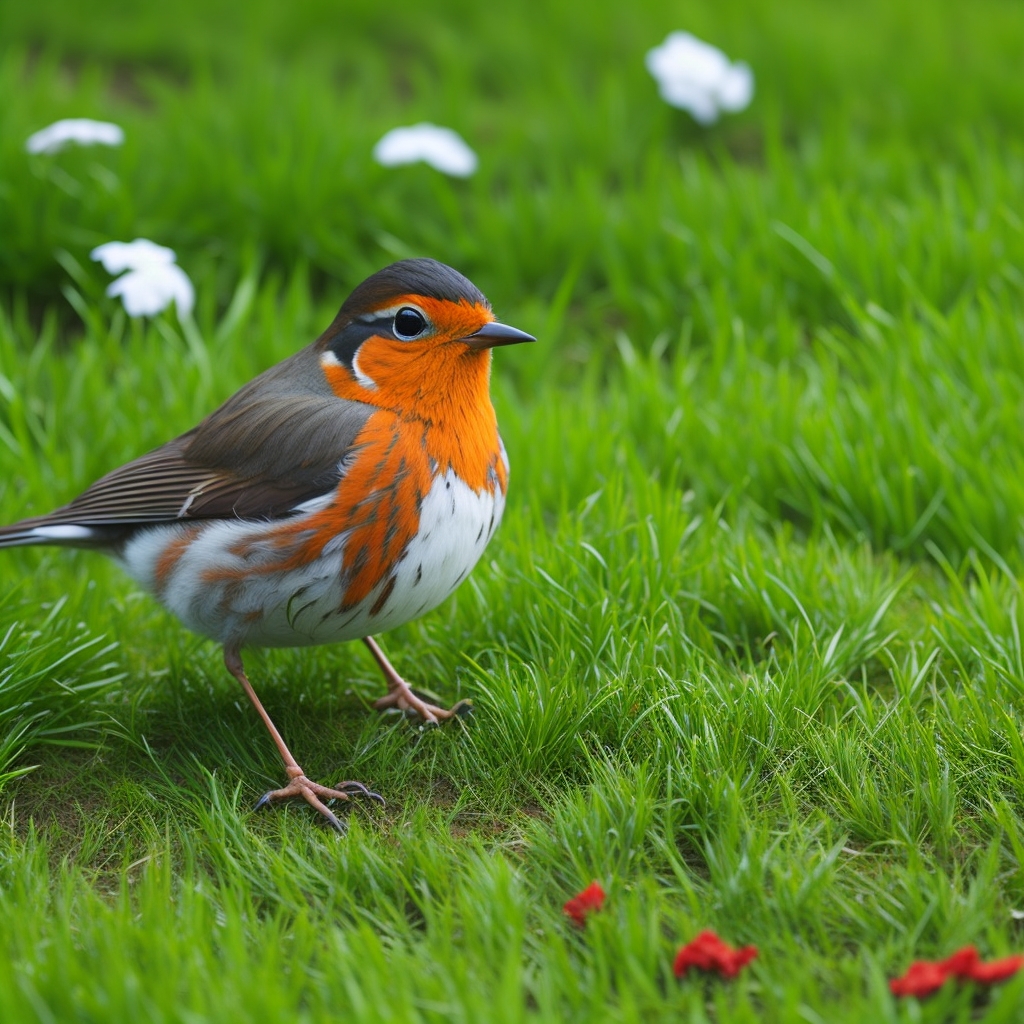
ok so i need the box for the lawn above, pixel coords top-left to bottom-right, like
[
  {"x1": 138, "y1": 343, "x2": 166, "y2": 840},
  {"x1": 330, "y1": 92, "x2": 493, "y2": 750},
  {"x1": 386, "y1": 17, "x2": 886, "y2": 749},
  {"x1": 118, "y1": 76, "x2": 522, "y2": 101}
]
[{"x1": 2, "y1": 0, "x2": 1024, "y2": 1020}]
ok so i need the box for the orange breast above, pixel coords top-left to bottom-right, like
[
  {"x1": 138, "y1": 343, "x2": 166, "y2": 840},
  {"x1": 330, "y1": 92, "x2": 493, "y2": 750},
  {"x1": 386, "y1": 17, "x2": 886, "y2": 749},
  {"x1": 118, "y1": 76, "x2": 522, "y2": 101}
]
[
  {"x1": 329, "y1": 412, "x2": 433, "y2": 607},
  {"x1": 327, "y1": 401, "x2": 507, "y2": 608}
]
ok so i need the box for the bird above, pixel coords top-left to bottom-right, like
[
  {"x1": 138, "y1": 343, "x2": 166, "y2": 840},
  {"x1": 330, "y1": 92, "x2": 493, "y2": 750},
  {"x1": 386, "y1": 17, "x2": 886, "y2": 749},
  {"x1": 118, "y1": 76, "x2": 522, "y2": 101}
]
[{"x1": 0, "y1": 258, "x2": 534, "y2": 831}]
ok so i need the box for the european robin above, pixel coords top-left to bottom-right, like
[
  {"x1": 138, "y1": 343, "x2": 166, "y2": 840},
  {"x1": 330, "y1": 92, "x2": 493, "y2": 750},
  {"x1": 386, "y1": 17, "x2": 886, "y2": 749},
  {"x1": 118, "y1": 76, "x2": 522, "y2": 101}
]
[{"x1": 0, "y1": 258, "x2": 534, "y2": 830}]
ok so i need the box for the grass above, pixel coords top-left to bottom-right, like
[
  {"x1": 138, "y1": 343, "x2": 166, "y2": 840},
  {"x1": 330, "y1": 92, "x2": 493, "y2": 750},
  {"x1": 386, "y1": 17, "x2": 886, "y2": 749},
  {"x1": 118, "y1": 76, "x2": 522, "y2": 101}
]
[{"x1": 2, "y1": 0, "x2": 1024, "y2": 1019}]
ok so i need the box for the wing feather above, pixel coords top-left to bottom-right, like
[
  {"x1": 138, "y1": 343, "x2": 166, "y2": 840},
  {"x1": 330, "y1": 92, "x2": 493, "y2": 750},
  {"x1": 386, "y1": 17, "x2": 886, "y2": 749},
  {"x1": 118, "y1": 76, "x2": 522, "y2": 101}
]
[{"x1": 1, "y1": 346, "x2": 374, "y2": 536}]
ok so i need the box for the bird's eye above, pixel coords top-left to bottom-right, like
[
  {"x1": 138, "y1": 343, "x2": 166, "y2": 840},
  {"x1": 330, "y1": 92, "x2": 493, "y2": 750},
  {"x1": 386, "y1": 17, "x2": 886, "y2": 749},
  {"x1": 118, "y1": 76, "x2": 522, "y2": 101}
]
[{"x1": 393, "y1": 307, "x2": 428, "y2": 339}]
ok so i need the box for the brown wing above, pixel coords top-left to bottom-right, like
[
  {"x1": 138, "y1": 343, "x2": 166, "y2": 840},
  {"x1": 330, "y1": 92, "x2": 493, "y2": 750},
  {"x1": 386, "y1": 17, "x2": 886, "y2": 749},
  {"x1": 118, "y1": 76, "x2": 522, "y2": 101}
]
[{"x1": 6, "y1": 345, "x2": 374, "y2": 530}]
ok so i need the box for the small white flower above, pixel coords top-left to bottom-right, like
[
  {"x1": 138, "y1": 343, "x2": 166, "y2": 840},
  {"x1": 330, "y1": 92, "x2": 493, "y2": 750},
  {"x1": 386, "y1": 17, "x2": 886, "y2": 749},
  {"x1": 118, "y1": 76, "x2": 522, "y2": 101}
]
[
  {"x1": 105, "y1": 264, "x2": 195, "y2": 318},
  {"x1": 645, "y1": 32, "x2": 754, "y2": 125},
  {"x1": 90, "y1": 239, "x2": 176, "y2": 275},
  {"x1": 90, "y1": 238, "x2": 194, "y2": 317},
  {"x1": 373, "y1": 123, "x2": 478, "y2": 177},
  {"x1": 26, "y1": 118, "x2": 125, "y2": 155}
]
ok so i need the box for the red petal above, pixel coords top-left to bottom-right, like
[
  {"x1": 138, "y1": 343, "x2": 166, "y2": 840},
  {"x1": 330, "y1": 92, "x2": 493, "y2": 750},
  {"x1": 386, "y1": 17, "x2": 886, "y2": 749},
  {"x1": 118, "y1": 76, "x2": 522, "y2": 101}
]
[
  {"x1": 938, "y1": 946, "x2": 980, "y2": 978},
  {"x1": 889, "y1": 961, "x2": 950, "y2": 998},
  {"x1": 891, "y1": 946, "x2": 1024, "y2": 995},
  {"x1": 563, "y1": 881, "x2": 605, "y2": 927},
  {"x1": 725, "y1": 945, "x2": 760, "y2": 975},
  {"x1": 964, "y1": 955, "x2": 1024, "y2": 984},
  {"x1": 673, "y1": 930, "x2": 758, "y2": 978}
]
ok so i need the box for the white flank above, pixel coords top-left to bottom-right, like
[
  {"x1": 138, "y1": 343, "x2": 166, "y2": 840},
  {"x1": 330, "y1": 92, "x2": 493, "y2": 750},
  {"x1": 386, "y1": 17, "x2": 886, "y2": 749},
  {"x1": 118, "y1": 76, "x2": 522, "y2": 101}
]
[
  {"x1": 118, "y1": 470, "x2": 505, "y2": 649},
  {"x1": 378, "y1": 469, "x2": 504, "y2": 631}
]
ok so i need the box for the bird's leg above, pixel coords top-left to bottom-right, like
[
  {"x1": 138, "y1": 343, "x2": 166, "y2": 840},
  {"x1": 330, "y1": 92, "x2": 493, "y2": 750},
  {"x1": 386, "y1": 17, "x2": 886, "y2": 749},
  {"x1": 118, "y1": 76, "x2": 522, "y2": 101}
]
[
  {"x1": 363, "y1": 635, "x2": 470, "y2": 724},
  {"x1": 224, "y1": 646, "x2": 383, "y2": 831}
]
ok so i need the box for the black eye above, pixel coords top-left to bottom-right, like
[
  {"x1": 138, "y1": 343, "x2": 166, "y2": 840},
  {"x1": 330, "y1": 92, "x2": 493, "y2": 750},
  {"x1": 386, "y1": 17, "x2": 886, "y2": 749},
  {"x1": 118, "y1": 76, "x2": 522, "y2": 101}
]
[{"x1": 393, "y1": 307, "x2": 428, "y2": 339}]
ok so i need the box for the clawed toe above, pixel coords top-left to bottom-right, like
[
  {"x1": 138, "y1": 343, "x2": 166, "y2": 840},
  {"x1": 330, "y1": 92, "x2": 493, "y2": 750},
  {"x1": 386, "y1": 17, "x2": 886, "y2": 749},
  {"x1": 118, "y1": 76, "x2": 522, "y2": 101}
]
[
  {"x1": 253, "y1": 770, "x2": 384, "y2": 830},
  {"x1": 336, "y1": 779, "x2": 386, "y2": 805},
  {"x1": 363, "y1": 636, "x2": 471, "y2": 727},
  {"x1": 374, "y1": 682, "x2": 470, "y2": 725}
]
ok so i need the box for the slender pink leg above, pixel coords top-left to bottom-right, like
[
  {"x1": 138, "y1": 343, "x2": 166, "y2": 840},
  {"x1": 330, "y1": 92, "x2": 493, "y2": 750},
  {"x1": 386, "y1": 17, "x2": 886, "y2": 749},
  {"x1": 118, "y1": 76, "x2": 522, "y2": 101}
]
[
  {"x1": 362, "y1": 636, "x2": 470, "y2": 724},
  {"x1": 224, "y1": 645, "x2": 383, "y2": 830}
]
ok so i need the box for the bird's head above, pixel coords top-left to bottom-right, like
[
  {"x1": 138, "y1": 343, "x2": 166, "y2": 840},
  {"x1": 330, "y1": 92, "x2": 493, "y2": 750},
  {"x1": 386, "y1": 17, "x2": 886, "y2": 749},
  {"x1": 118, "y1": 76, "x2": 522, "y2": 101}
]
[{"x1": 315, "y1": 258, "x2": 534, "y2": 415}]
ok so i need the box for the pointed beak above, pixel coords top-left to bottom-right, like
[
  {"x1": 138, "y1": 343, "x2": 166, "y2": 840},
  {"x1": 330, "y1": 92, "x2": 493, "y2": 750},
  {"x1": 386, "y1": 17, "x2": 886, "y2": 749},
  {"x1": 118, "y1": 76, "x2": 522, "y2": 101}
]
[{"x1": 463, "y1": 321, "x2": 536, "y2": 350}]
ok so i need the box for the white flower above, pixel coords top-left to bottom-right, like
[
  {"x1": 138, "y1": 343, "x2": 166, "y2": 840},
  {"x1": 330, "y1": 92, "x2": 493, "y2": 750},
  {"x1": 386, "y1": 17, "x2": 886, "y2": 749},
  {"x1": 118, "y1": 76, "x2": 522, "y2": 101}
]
[
  {"x1": 26, "y1": 118, "x2": 125, "y2": 155},
  {"x1": 105, "y1": 264, "x2": 195, "y2": 318},
  {"x1": 90, "y1": 238, "x2": 194, "y2": 317},
  {"x1": 90, "y1": 239, "x2": 175, "y2": 275},
  {"x1": 645, "y1": 32, "x2": 754, "y2": 125},
  {"x1": 373, "y1": 123, "x2": 478, "y2": 177}
]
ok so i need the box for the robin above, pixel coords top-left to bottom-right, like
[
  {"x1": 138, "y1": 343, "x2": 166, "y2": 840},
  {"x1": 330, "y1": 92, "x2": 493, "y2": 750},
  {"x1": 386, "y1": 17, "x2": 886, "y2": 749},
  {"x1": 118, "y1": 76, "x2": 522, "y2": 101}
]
[{"x1": 0, "y1": 258, "x2": 534, "y2": 830}]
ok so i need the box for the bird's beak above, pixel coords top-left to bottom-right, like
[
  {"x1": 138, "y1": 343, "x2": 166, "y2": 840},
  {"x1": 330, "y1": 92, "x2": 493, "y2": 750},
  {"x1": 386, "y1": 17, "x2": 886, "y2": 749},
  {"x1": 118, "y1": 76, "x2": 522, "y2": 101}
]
[{"x1": 463, "y1": 321, "x2": 536, "y2": 350}]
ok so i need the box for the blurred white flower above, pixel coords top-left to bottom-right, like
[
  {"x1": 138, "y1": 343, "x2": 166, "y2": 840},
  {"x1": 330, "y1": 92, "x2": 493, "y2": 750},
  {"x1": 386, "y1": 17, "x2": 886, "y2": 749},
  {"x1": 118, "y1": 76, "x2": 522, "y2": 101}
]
[
  {"x1": 90, "y1": 238, "x2": 194, "y2": 317},
  {"x1": 105, "y1": 264, "x2": 195, "y2": 318},
  {"x1": 645, "y1": 32, "x2": 754, "y2": 124},
  {"x1": 90, "y1": 239, "x2": 176, "y2": 275},
  {"x1": 373, "y1": 123, "x2": 478, "y2": 177},
  {"x1": 26, "y1": 118, "x2": 125, "y2": 155}
]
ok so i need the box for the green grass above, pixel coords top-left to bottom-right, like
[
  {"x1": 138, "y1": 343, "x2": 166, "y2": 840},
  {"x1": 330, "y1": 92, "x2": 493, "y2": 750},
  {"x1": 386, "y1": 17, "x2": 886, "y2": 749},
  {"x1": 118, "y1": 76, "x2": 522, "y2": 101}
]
[{"x1": 2, "y1": 0, "x2": 1024, "y2": 1020}]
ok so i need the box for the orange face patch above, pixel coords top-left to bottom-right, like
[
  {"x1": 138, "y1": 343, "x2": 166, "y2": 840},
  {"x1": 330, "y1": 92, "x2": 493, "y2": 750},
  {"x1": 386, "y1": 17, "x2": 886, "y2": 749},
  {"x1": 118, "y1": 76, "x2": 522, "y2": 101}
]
[
  {"x1": 320, "y1": 296, "x2": 493, "y2": 398},
  {"x1": 320, "y1": 295, "x2": 506, "y2": 494}
]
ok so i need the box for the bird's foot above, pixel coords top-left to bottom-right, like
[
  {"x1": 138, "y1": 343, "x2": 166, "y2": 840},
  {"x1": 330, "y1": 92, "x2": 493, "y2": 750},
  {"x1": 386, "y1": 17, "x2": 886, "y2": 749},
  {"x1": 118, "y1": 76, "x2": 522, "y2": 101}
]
[
  {"x1": 254, "y1": 765, "x2": 384, "y2": 832},
  {"x1": 373, "y1": 677, "x2": 472, "y2": 726}
]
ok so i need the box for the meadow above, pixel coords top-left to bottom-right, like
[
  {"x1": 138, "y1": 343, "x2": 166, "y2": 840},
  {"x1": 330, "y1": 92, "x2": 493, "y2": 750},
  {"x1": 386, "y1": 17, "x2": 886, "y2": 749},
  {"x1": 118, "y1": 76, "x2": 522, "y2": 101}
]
[{"x1": 1, "y1": 0, "x2": 1024, "y2": 1019}]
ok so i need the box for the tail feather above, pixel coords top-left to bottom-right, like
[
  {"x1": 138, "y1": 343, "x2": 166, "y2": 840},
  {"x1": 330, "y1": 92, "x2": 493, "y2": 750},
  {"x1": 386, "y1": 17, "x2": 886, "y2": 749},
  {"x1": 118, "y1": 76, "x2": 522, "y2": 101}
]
[
  {"x1": 0, "y1": 519, "x2": 120, "y2": 548},
  {"x1": 0, "y1": 525, "x2": 46, "y2": 548}
]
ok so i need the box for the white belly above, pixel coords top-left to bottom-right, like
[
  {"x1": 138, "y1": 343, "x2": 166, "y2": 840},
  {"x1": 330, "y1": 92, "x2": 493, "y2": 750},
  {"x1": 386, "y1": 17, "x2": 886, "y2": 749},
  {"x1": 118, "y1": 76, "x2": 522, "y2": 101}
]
[{"x1": 117, "y1": 470, "x2": 505, "y2": 649}]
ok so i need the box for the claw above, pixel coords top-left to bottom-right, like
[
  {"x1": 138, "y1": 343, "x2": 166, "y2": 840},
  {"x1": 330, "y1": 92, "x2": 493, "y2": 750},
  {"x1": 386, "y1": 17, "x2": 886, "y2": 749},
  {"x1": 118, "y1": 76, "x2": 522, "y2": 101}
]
[
  {"x1": 338, "y1": 780, "x2": 369, "y2": 795},
  {"x1": 375, "y1": 678, "x2": 464, "y2": 725},
  {"x1": 224, "y1": 646, "x2": 383, "y2": 830},
  {"x1": 362, "y1": 637, "x2": 465, "y2": 726},
  {"x1": 337, "y1": 780, "x2": 386, "y2": 805},
  {"x1": 251, "y1": 770, "x2": 382, "y2": 830},
  {"x1": 322, "y1": 811, "x2": 347, "y2": 834}
]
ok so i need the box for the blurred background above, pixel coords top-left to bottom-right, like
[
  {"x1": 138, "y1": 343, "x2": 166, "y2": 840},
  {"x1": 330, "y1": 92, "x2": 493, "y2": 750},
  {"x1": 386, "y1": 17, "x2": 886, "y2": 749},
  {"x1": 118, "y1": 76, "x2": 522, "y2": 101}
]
[{"x1": 2, "y1": 0, "x2": 1022, "y2": 353}]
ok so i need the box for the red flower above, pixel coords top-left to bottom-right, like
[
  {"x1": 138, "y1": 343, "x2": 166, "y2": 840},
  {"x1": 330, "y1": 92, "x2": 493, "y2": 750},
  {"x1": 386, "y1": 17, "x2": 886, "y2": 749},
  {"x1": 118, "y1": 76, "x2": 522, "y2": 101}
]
[
  {"x1": 939, "y1": 946, "x2": 981, "y2": 977},
  {"x1": 889, "y1": 960, "x2": 950, "y2": 998},
  {"x1": 673, "y1": 930, "x2": 758, "y2": 979},
  {"x1": 890, "y1": 945, "x2": 1024, "y2": 997},
  {"x1": 563, "y1": 882, "x2": 605, "y2": 927},
  {"x1": 966, "y1": 955, "x2": 1024, "y2": 984}
]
